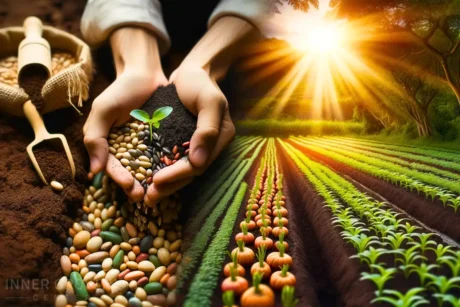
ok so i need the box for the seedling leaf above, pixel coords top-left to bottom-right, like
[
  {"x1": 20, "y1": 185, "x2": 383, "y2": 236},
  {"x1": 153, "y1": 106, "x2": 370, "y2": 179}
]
[
  {"x1": 152, "y1": 106, "x2": 173, "y2": 121},
  {"x1": 130, "y1": 109, "x2": 150, "y2": 122}
]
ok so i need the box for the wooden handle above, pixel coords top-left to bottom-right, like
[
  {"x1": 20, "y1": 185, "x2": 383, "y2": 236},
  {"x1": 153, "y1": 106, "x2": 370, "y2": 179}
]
[
  {"x1": 24, "y1": 16, "x2": 43, "y2": 39},
  {"x1": 18, "y1": 16, "x2": 51, "y2": 78},
  {"x1": 23, "y1": 100, "x2": 48, "y2": 140}
]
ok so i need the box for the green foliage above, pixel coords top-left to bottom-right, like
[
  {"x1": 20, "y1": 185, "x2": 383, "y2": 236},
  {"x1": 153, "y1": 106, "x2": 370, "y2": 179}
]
[
  {"x1": 130, "y1": 106, "x2": 173, "y2": 141},
  {"x1": 184, "y1": 183, "x2": 248, "y2": 307},
  {"x1": 372, "y1": 288, "x2": 429, "y2": 307},
  {"x1": 360, "y1": 265, "x2": 397, "y2": 296},
  {"x1": 281, "y1": 286, "x2": 299, "y2": 307},
  {"x1": 236, "y1": 120, "x2": 364, "y2": 137}
]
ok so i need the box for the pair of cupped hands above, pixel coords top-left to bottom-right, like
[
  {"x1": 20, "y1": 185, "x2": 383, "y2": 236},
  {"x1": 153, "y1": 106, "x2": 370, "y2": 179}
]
[{"x1": 83, "y1": 18, "x2": 255, "y2": 205}]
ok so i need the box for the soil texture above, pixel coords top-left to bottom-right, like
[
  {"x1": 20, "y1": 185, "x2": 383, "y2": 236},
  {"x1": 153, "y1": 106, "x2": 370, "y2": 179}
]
[{"x1": 141, "y1": 84, "x2": 197, "y2": 150}]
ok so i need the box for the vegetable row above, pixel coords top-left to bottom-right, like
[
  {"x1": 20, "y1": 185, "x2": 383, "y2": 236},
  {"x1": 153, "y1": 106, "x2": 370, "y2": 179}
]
[{"x1": 281, "y1": 139, "x2": 460, "y2": 306}]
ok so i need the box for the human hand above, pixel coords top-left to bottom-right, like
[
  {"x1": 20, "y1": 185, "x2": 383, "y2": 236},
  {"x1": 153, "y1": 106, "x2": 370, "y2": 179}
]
[
  {"x1": 84, "y1": 27, "x2": 167, "y2": 202},
  {"x1": 144, "y1": 66, "x2": 235, "y2": 205},
  {"x1": 143, "y1": 17, "x2": 258, "y2": 205}
]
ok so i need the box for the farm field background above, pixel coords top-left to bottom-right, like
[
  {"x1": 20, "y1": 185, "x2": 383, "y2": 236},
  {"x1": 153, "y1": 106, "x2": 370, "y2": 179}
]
[{"x1": 177, "y1": 135, "x2": 460, "y2": 306}]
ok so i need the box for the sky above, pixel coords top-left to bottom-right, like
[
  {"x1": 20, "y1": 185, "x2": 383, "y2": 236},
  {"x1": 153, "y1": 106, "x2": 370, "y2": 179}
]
[{"x1": 264, "y1": 0, "x2": 336, "y2": 39}]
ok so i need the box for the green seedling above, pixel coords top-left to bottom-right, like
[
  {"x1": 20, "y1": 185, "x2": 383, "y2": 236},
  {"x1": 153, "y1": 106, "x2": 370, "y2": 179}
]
[
  {"x1": 360, "y1": 264, "x2": 397, "y2": 296},
  {"x1": 281, "y1": 286, "x2": 299, "y2": 307},
  {"x1": 130, "y1": 106, "x2": 173, "y2": 142},
  {"x1": 372, "y1": 288, "x2": 428, "y2": 307}
]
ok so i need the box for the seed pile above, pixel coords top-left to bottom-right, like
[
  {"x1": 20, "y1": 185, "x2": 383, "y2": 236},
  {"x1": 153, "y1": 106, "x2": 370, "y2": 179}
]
[
  {"x1": 56, "y1": 172, "x2": 182, "y2": 307},
  {"x1": 0, "y1": 52, "x2": 76, "y2": 87},
  {"x1": 109, "y1": 121, "x2": 189, "y2": 189}
]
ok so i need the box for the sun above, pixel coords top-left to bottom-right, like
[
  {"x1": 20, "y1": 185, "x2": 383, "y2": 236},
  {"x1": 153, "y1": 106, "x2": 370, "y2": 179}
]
[{"x1": 290, "y1": 23, "x2": 346, "y2": 54}]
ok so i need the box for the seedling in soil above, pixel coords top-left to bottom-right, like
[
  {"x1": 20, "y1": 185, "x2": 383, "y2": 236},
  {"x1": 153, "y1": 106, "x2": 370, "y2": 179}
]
[
  {"x1": 395, "y1": 246, "x2": 427, "y2": 278},
  {"x1": 281, "y1": 286, "x2": 299, "y2": 307},
  {"x1": 437, "y1": 251, "x2": 460, "y2": 277},
  {"x1": 433, "y1": 294, "x2": 460, "y2": 307},
  {"x1": 433, "y1": 244, "x2": 454, "y2": 263},
  {"x1": 409, "y1": 233, "x2": 437, "y2": 255},
  {"x1": 371, "y1": 288, "x2": 428, "y2": 307},
  {"x1": 351, "y1": 247, "x2": 389, "y2": 269},
  {"x1": 130, "y1": 106, "x2": 173, "y2": 142},
  {"x1": 360, "y1": 264, "x2": 397, "y2": 296},
  {"x1": 448, "y1": 197, "x2": 460, "y2": 212},
  {"x1": 427, "y1": 276, "x2": 460, "y2": 306},
  {"x1": 270, "y1": 264, "x2": 296, "y2": 290},
  {"x1": 407, "y1": 263, "x2": 439, "y2": 286}
]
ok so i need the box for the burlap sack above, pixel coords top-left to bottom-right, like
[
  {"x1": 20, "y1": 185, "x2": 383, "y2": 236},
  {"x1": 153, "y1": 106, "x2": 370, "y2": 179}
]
[{"x1": 0, "y1": 25, "x2": 92, "y2": 117}]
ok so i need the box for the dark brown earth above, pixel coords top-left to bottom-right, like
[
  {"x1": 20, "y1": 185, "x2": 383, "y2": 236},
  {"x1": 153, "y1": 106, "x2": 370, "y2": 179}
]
[
  {"x1": 141, "y1": 84, "x2": 197, "y2": 150},
  {"x1": 0, "y1": 1, "x2": 94, "y2": 306}
]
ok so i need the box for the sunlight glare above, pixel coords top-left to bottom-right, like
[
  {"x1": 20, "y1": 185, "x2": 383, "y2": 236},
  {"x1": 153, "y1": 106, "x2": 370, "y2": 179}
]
[{"x1": 291, "y1": 24, "x2": 344, "y2": 54}]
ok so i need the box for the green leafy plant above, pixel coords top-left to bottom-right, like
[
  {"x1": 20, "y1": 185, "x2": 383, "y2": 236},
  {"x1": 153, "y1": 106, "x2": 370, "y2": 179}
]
[
  {"x1": 433, "y1": 294, "x2": 460, "y2": 307},
  {"x1": 360, "y1": 264, "x2": 397, "y2": 296},
  {"x1": 281, "y1": 285, "x2": 299, "y2": 307},
  {"x1": 130, "y1": 106, "x2": 173, "y2": 142},
  {"x1": 372, "y1": 288, "x2": 428, "y2": 307},
  {"x1": 427, "y1": 276, "x2": 460, "y2": 306}
]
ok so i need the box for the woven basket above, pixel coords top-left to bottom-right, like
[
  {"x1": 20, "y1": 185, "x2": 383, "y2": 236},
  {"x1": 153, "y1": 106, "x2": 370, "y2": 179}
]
[{"x1": 0, "y1": 25, "x2": 92, "y2": 116}]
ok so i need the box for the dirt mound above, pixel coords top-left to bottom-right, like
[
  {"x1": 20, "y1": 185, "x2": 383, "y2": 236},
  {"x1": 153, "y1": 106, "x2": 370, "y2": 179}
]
[{"x1": 0, "y1": 110, "x2": 88, "y2": 307}]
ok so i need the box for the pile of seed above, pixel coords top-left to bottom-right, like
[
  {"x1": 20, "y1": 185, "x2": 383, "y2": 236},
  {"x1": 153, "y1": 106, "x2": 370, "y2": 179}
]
[
  {"x1": 0, "y1": 52, "x2": 76, "y2": 87},
  {"x1": 108, "y1": 121, "x2": 189, "y2": 191},
  {"x1": 56, "y1": 172, "x2": 182, "y2": 307}
]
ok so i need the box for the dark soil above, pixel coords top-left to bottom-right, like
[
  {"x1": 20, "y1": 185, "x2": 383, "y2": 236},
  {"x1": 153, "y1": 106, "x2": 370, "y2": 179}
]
[
  {"x1": 290, "y1": 142, "x2": 460, "y2": 243},
  {"x1": 0, "y1": 109, "x2": 88, "y2": 307},
  {"x1": 19, "y1": 65, "x2": 49, "y2": 111},
  {"x1": 277, "y1": 141, "x2": 376, "y2": 307},
  {"x1": 141, "y1": 84, "x2": 197, "y2": 150}
]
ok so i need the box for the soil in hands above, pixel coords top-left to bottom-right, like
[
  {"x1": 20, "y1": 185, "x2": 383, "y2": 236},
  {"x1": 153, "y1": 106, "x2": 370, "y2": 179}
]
[{"x1": 141, "y1": 84, "x2": 197, "y2": 150}]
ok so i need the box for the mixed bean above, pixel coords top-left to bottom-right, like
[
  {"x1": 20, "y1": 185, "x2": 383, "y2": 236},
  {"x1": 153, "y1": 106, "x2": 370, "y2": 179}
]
[{"x1": 56, "y1": 173, "x2": 182, "y2": 307}]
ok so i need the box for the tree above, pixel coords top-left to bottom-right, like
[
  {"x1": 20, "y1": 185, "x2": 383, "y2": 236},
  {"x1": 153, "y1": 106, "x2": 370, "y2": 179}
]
[
  {"x1": 332, "y1": 0, "x2": 460, "y2": 105},
  {"x1": 271, "y1": 0, "x2": 319, "y2": 13}
]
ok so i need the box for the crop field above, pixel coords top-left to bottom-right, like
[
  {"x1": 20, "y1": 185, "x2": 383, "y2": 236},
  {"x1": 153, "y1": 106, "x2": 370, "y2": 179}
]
[{"x1": 178, "y1": 136, "x2": 460, "y2": 307}]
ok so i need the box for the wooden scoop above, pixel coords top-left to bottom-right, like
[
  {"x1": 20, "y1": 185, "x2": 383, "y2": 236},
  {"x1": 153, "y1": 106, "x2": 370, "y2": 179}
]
[{"x1": 18, "y1": 17, "x2": 76, "y2": 185}]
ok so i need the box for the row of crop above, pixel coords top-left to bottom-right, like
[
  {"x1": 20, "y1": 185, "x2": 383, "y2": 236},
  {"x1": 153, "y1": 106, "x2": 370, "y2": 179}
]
[
  {"x1": 178, "y1": 139, "x2": 266, "y2": 290},
  {"x1": 221, "y1": 138, "x2": 298, "y2": 307},
  {"x1": 326, "y1": 137, "x2": 460, "y2": 172},
  {"x1": 183, "y1": 138, "x2": 266, "y2": 248},
  {"x1": 342, "y1": 137, "x2": 460, "y2": 154},
  {"x1": 183, "y1": 182, "x2": 249, "y2": 306},
  {"x1": 339, "y1": 137, "x2": 460, "y2": 164},
  {"x1": 312, "y1": 138, "x2": 460, "y2": 181},
  {"x1": 292, "y1": 137, "x2": 460, "y2": 212},
  {"x1": 281, "y1": 139, "x2": 460, "y2": 306}
]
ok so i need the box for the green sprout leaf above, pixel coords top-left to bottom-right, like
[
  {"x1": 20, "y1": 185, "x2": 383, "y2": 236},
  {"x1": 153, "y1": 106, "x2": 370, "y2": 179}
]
[
  {"x1": 152, "y1": 106, "x2": 173, "y2": 121},
  {"x1": 130, "y1": 106, "x2": 174, "y2": 142},
  {"x1": 130, "y1": 109, "x2": 150, "y2": 123}
]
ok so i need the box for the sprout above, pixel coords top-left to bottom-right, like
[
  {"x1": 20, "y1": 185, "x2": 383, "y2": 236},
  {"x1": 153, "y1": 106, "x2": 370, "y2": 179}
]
[
  {"x1": 281, "y1": 286, "x2": 299, "y2": 307},
  {"x1": 360, "y1": 264, "x2": 397, "y2": 296},
  {"x1": 130, "y1": 106, "x2": 173, "y2": 142},
  {"x1": 372, "y1": 288, "x2": 428, "y2": 307},
  {"x1": 407, "y1": 263, "x2": 439, "y2": 286}
]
